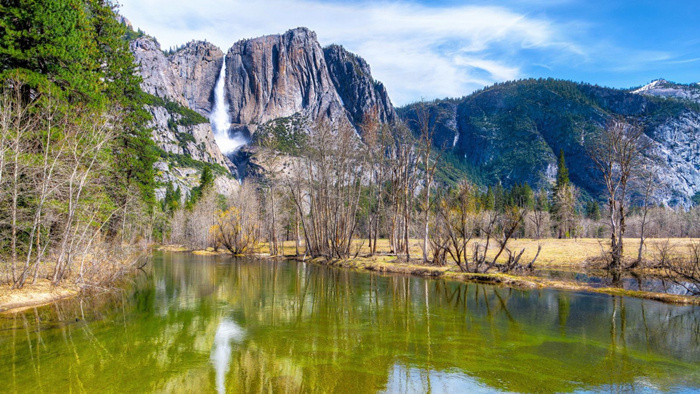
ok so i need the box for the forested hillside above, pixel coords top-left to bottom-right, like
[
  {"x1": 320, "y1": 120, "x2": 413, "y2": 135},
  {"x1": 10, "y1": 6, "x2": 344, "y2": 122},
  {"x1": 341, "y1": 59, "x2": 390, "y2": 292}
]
[{"x1": 399, "y1": 79, "x2": 700, "y2": 206}]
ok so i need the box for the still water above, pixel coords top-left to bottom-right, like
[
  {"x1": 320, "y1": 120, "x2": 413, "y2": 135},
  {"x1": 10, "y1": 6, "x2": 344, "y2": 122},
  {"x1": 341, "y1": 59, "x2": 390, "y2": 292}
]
[{"x1": 1, "y1": 252, "x2": 699, "y2": 393}]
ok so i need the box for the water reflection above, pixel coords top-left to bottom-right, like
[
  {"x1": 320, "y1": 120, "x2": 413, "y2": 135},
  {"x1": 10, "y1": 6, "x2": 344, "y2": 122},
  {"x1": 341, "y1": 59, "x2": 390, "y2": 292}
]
[
  {"x1": 0, "y1": 252, "x2": 698, "y2": 393},
  {"x1": 211, "y1": 319, "x2": 245, "y2": 393}
]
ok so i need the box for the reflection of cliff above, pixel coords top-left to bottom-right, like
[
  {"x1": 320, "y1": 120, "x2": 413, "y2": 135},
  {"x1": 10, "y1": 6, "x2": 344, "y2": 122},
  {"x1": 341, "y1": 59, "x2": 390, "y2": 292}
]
[{"x1": 0, "y1": 254, "x2": 698, "y2": 393}]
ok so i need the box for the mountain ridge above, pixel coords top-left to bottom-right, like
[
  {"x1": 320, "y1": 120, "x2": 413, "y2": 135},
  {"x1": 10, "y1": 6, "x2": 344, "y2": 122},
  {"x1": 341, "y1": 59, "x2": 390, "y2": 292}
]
[
  {"x1": 399, "y1": 78, "x2": 700, "y2": 206},
  {"x1": 127, "y1": 23, "x2": 699, "y2": 206}
]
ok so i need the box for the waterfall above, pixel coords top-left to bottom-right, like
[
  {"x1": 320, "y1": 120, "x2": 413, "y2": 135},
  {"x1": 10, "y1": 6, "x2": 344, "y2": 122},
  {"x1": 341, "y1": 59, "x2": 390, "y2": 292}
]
[{"x1": 210, "y1": 57, "x2": 247, "y2": 154}]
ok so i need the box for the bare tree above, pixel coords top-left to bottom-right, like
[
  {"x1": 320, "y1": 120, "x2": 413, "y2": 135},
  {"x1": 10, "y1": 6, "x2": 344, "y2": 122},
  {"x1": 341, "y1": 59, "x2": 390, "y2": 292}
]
[
  {"x1": 412, "y1": 103, "x2": 440, "y2": 263},
  {"x1": 630, "y1": 163, "x2": 661, "y2": 268},
  {"x1": 589, "y1": 118, "x2": 648, "y2": 272},
  {"x1": 528, "y1": 190, "x2": 551, "y2": 239},
  {"x1": 287, "y1": 119, "x2": 364, "y2": 259}
]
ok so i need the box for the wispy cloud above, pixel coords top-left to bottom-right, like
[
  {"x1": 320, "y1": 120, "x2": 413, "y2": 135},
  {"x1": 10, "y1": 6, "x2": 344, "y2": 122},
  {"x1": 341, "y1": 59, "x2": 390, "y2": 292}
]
[{"x1": 121, "y1": 0, "x2": 628, "y2": 104}]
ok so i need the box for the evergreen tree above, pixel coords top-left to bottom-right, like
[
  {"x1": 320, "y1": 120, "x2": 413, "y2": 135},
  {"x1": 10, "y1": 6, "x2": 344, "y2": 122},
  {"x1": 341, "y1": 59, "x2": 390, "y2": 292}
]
[
  {"x1": 556, "y1": 149, "x2": 570, "y2": 189},
  {"x1": 483, "y1": 186, "x2": 495, "y2": 211},
  {"x1": 0, "y1": 0, "x2": 157, "y2": 230},
  {"x1": 493, "y1": 184, "x2": 505, "y2": 212},
  {"x1": 552, "y1": 150, "x2": 577, "y2": 238},
  {"x1": 585, "y1": 200, "x2": 602, "y2": 221},
  {"x1": 199, "y1": 165, "x2": 214, "y2": 191}
]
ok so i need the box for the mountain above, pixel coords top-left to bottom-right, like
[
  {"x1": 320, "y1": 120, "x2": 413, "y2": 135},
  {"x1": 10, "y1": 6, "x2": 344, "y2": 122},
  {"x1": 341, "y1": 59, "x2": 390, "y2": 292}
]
[
  {"x1": 127, "y1": 23, "x2": 698, "y2": 207},
  {"x1": 221, "y1": 28, "x2": 395, "y2": 134},
  {"x1": 633, "y1": 79, "x2": 700, "y2": 103},
  {"x1": 129, "y1": 27, "x2": 396, "y2": 197},
  {"x1": 399, "y1": 78, "x2": 700, "y2": 206},
  {"x1": 130, "y1": 36, "x2": 237, "y2": 198}
]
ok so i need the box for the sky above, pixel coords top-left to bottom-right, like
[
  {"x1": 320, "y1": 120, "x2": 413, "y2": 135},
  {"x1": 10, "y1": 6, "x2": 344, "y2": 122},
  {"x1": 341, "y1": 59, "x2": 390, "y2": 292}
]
[{"x1": 118, "y1": 0, "x2": 700, "y2": 106}]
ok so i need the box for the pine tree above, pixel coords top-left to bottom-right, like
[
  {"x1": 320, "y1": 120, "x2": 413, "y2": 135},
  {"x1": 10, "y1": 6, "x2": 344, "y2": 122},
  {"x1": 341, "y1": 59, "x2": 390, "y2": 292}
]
[
  {"x1": 556, "y1": 149, "x2": 570, "y2": 189},
  {"x1": 485, "y1": 186, "x2": 495, "y2": 210},
  {"x1": 200, "y1": 166, "x2": 214, "y2": 191},
  {"x1": 552, "y1": 150, "x2": 577, "y2": 238},
  {"x1": 1, "y1": 0, "x2": 157, "y2": 235}
]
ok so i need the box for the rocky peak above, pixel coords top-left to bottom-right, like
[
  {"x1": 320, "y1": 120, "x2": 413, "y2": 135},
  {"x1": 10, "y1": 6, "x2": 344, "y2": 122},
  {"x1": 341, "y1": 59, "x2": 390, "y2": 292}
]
[
  {"x1": 130, "y1": 37, "x2": 185, "y2": 105},
  {"x1": 324, "y1": 44, "x2": 397, "y2": 126},
  {"x1": 131, "y1": 36, "x2": 224, "y2": 114},
  {"x1": 224, "y1": 27, "x2": 350, "y2": 131},
  {"x1": 632, "y1": 78, "x2": 700, "y2": 103},
  {"x1": 169, "y1": 40, "x2": 224, "y2": 114}
]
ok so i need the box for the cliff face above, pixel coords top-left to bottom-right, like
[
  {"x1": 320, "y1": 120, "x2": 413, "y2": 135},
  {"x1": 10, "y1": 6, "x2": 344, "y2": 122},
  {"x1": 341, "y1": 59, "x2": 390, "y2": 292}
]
[
  {"x1": 323, "y1": 44, "x2": 396, "y2": 126},
  {"x1": 399, "y1": 79, "x2": 700, "y2": 206},
  {"x1": 131, "y1": 36, "x2": 237, "y2": 198},
  {"x1": 133, "y1": 28, "x2": 396, "y2": 139},
  {"x1": 223, "y1": 28, "x2": 350, "y2": 130},
  {"x1": 131, "y1": 37, "x2": 223, "y2": 113}
]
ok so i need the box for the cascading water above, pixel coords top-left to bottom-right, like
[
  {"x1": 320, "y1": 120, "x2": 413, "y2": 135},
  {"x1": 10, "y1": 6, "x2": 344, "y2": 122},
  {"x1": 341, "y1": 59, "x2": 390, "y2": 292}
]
[{"x1": 210, "y1": 57, "x2": 247, "y2": 154}]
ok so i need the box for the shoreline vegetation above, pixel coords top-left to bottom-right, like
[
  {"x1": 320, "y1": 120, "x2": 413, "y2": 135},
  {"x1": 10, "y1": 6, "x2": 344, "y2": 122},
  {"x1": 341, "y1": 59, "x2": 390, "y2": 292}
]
[
  {"x1": 0, "y1": 247, "x2": 148, "y2": 314},
  {"x1": 3, "y1": 237, "x2": 698, "y2": 314},
  {"x1": 2, "y1": 237, "x2": 698, "y2": 314},
  {"x1": 165, "y1": 238, "x2": 700, "y2": 306}
]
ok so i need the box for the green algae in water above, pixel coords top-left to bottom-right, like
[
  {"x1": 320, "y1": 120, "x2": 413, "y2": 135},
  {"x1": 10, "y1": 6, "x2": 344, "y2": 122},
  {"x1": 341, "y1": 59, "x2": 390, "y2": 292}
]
[{"x1": 0, "y1": 252, "x2": 698, "y2": 393}]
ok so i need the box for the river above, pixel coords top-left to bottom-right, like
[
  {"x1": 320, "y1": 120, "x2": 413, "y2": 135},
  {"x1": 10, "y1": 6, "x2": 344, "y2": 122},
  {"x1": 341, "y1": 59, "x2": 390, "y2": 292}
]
[{"x1": 1, "y1": 252, "x2": 698, "y2": 393}]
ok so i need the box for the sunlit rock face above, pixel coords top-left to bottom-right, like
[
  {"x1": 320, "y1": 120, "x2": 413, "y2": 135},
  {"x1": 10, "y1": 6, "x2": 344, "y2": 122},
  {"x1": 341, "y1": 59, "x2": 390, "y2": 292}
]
[
  {"x1": 323, "y1": 44, "x2": 397, "y2": 127},
  {"x1": 223, "y1": 28, "x2": 351, "y2": 132},
  {"x1": 131, "y1": 37, "x2": 224, "y2": 114}
]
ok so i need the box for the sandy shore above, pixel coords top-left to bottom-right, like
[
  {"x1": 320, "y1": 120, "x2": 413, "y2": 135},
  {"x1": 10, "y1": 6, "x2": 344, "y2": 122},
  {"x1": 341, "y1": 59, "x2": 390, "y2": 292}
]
[{"x1": 0, "y1": 279, "x2": 79, "y2": 314}]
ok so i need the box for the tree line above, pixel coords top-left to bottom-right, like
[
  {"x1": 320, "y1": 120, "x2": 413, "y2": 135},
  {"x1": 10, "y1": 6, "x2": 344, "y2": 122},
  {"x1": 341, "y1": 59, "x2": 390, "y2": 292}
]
[
  {"x1": 0, "y1": 0, "x2": 156, "y2": 288},
  {"x1": 162, "y1": 105, "x2": 699, "y2": 285}
]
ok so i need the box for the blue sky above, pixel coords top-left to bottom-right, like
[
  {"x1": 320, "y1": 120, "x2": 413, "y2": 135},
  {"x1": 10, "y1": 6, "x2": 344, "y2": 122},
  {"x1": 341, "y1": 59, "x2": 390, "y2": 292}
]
[{"x1": 120, "y1": 0, "x2": 700, "y2": 106}]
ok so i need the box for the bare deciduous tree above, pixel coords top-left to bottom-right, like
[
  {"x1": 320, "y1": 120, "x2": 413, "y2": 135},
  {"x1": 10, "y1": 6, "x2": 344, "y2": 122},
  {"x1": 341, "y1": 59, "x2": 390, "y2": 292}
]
[{"x1": 589, "y1": 118, "x2": 649, "y2": 272}]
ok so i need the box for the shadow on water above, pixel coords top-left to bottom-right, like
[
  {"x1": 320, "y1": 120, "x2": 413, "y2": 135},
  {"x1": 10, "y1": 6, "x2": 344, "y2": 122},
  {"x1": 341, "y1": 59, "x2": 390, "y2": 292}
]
[
  {"x1": 0, "y1": 252, "x2": 698, "y2": 393},
  {"x1": 535, "y1": 268, "x2": 697, "y2": 295}
]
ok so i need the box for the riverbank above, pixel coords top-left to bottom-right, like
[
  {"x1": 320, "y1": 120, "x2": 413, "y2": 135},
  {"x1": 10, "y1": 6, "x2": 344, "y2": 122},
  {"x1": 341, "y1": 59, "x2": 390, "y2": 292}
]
[
  {"x1": 0, "y1": 279, "x2": 79, "y2": 314},
  {"x1": 299, "y1": 255, "x2": 699, "y2": 306},
  {"x1": 165, "y1": 237, "x2": 700, "y2": 305},
  {"x1": 0, "y1": 247, "x2": 148, "y2": 314}
]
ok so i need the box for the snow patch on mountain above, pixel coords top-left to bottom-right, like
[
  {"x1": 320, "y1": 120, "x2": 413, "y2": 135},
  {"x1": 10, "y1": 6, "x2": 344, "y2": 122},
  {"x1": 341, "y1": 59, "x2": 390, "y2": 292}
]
[{"x1": 633, "y1": 79, "x2": 700, "y2": 103}]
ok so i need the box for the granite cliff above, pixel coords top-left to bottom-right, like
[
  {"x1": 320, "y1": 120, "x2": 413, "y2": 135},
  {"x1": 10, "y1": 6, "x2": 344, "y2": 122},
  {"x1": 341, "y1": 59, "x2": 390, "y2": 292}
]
[{"x1": 127, "y1": 24, "x2": 697, "y2": 207}]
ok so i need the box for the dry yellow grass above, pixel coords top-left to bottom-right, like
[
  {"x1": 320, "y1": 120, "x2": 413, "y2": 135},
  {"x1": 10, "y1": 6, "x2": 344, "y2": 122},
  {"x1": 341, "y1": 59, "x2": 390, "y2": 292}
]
[
  {"x1": 267, "y1": 237, "x2": 699, "y2": 270},
  {"x1": 0, "y1": 279, "x2": 78, "y2": 314}
]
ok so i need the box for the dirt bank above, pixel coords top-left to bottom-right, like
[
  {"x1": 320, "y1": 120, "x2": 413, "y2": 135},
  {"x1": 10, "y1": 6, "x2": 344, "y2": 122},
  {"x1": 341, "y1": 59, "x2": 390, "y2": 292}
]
[{"x1": 0, "y1": 279, "x2": 79, "y2": 314}]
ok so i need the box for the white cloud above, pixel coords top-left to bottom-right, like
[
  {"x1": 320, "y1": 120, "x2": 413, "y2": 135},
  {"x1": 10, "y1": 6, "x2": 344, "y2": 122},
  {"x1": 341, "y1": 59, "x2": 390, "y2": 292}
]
[{"x1": 119, "y1": 0, "x2": 582, "y2": 105}]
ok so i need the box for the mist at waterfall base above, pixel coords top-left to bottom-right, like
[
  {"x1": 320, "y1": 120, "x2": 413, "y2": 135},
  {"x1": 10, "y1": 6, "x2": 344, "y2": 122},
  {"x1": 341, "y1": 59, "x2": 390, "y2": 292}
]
[{"x1": 210, "y1": 58, "x2": 247, "y2": 155}]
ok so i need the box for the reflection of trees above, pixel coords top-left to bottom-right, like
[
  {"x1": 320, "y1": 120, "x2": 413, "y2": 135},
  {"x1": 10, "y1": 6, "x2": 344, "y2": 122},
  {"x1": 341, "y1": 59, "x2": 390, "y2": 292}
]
[{"x1": 0, "y1": 253, "x2": 698, "y2": 393}]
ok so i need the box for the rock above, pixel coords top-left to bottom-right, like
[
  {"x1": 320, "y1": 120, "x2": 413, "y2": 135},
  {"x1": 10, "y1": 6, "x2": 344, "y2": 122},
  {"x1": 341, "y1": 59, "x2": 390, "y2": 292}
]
[
  {"x1": 169, "y1": 41, "x2": 224, "y2": 115},
  {"x1": 145, "y1": 105, "x2": 233, "y2": 171},
  {"x1": 131, "y1": 37, "x2": 187, "y2": 106},
  {"x1": 324, "y1": 44, "x2": 397, "y2": 126},
  {"x1": 131, "y1": 37, "x2": 224, "y2": 113},
  {"x1": 224, "y1": 28, "x2": 351, "y2": 131}
]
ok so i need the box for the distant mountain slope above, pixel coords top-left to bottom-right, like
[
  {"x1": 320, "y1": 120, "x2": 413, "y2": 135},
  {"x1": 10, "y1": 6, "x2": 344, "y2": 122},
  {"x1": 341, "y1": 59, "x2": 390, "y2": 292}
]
[
  {"x1": 399, "y1": 78, "x2": 700, "y2": 206},
  {"x1": 632, "y1": 79, "x2": 700, "y2": 103}
]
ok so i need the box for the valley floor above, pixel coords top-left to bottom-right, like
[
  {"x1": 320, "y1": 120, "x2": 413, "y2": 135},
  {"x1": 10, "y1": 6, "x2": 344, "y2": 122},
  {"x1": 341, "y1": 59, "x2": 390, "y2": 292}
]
[
  {"x1": 2, "y1": 238, "x2": 697, "y2": 314},
  {"x1": 249, "y1": 237, "x2": 700, "y2": 305}
]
